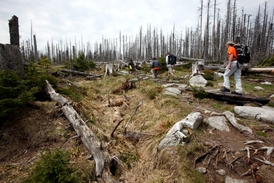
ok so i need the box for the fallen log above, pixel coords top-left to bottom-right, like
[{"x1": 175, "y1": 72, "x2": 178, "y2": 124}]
[
  {"x1": 86, "y1": 75, "x2": 103, "y2": 80},
  {"x1": 45, "y1": 80, "x2": 119, "y2": 182},
  {"x1": 223, "y1": 111, "x2": 252, "y2": 135},
  {"x1": 205, "y1": 89, "x2": 270, "y2": 106},
  {"x1": 247, "y1": 67, "x2": 274, "y2": 74},
  {"x1": 60, "y1": 69, "x2": 100, "y2": 77}
]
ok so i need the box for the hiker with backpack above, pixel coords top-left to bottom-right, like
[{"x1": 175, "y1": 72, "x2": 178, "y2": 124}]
[
  {"x1": 128, "y1": 59, "x2": 135, "y2": 74},
  {"x1": 166, "y1": 52, "x2": 176, "y2": 78},
  {"x1": 151, "y1": 57, "x2": 161, "y2": 79},
  {"x1": 220, "y1": 41, "x2": 243, "y2": 95}
]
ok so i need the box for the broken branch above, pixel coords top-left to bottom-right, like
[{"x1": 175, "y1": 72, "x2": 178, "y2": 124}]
[
  {"x1": 124, "y1": 101, "x2": 143, "y2": 134},
  {"x1": 111, "y1": 118, "x2": 125, "y2": 137}
]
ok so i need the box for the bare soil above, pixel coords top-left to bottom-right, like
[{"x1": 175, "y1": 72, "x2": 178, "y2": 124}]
[{"x1": 0, "y1": 72, "x2": 274, "y2": 183}]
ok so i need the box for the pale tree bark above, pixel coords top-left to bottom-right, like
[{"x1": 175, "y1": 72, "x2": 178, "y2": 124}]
[
  {"x1": 45, "y1": 80, "x2": 120, "y2": 182},
  {"x1": 198, "y1": 0, "x2": 203, "y2": 58},
  {"x1": 212, "y1": 0, "x2": 217, "y2": 60},
  {"x1": 203, "y1": 0, "x2": 210, "y2": 60}
]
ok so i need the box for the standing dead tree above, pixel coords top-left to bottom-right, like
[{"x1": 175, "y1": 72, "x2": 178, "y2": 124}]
[{"x1": 8, "y1": 15, "x2": 19, "y2": 47}]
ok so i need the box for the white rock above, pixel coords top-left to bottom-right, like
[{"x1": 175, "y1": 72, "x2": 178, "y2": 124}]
[
  {"x1": 205, "y1": 116, "x2": 230, "y2": 132},
  {"x1": 234, "y1": 106, "x2": 274, "y2": 124},
  {"x1": 254, "y1": 86, "x2": 264, "y2": 90},
  {"x1": 216, "y1": 169, "x2": 226, "y2": 176}
]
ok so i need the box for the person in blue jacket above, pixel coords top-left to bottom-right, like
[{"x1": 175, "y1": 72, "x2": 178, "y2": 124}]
[{"x1": 151, "y1": 57, "x2": 161, "y2": 79}]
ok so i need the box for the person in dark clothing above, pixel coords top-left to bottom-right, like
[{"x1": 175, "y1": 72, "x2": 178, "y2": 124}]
[
  {"x1": 128, "y1": 60, "x2": 135, "y2": 74},
  {"x1": 151, "y1": 57, "x2": 161, "y2": 78}
]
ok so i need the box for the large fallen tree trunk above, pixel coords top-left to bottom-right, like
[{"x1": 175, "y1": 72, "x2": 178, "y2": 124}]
[
  {"x1": 45, "y1": 80, "x2": 119, "y2": 182},
  {"x1": 205, "y1": 89, "x2": 270, "y2": 106},
  {"x1": 247, "y1": 67, "x2": 274, "y2": 74},
  {"x1": 59, "y1": 69, "x2": 102, "y2": 77}
]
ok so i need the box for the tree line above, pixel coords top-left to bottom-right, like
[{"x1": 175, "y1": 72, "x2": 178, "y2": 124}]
[{"x1": 20, "y1": 0, "x2": 273, "y2": 65}]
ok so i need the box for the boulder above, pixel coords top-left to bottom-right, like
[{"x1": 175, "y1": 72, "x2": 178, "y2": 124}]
[
  {"x1": 189, "y1": 75, "x2": 207, "y2": 88},
  {"x1": 234, "y1": 106, "x2": 274, "y2": 124},
  {"x1": 164, "y1": 87, "x2": 181, "y2": 96},
  {"x1": 0, "y1": 43, "x2": 24, "y2": 75},
  {"x1": 157, "y1": 112, "x2": 203, "y2": 151},
  {"x1": 225, "y1": 176, "x2": 248, "y2": 183},
  {"x1": 205, "y1": 116, "x2": 230, "y2": 132}
]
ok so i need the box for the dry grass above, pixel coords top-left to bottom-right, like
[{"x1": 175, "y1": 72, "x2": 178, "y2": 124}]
[{"x1": 1, "y1": 65, "x2": 274, "y2": 182}]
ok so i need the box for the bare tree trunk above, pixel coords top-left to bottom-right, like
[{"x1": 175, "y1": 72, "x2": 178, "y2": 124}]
[
  {"x1": 203, "y1": 0, "x2": 210, "y2": 60},
  {"x1": 231, "y1": 0, "x2": 237, "y2": 41},
  {"x1": 198, "y1": 0, "x2": 203, "y2": 58},
  {"x1": 33, "y1": 34, "x2": 38, "y2": 61},
  {"x1": 8, "y1": 15, "x2": 20, "y2": 47},
  {"x1": 266, "y1": 10, "x2": 274, "y2": 56}
]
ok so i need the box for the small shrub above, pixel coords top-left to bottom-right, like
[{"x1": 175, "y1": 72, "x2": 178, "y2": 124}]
[
  {"x1": 256, "y1": 131, "x2": 267, "y2": 137},
  {"x1": 203, "y1": 70, "x2": 215, "y2": 81},
  {"x1": 192, "y1": 87, "x2": 208, "y2": 99},
  {"x1": 24, "y1": 149, "x2": 79, "y2": 183},
  {"x1": 68, "y1": 53, "x2": 96, "y2": 72},
  {"x1": 57, "y1": 87, "x2": 84, "y2": 102},
  {"x1": 120, "y1": 151, "x2": 138, "y2": 169},
  {"x1": 206, "y1": 81, "x2": 214, "y2": 87},
  {"x1": 0, "y1": 71, "x2": 38, "y2": 123}
]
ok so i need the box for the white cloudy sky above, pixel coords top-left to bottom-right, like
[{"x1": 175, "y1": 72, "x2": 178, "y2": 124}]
[{"x1": 0, "y1": 0, "x2": 273, "y2": 51}]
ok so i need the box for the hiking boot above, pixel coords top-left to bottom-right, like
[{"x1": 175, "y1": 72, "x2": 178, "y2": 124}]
[
  {"x1": 231, "y1": 91, "x2": 242, "y2": 95},
  {"x1": 220, "y1": 87, "x2": 230, "y2": 92}
]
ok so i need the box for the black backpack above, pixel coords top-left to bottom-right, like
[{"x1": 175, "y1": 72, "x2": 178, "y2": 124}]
[
  {"x1": 234, "y1": 44, "x2": 250, "y2": 64},
  {"x1": 168, "y1": 54, "x2": 177, "y2": 65}
]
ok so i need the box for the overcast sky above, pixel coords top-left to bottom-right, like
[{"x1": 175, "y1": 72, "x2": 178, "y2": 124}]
[{"x1": 1, "y1": 0, "x2": 273, "y2": 51}]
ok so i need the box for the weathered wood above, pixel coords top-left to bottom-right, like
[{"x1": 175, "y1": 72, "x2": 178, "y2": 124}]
[
  {"x1": 45, "y1": 80, "x2": 119, "y2": 182},
  {"x1": 104, "y1": 64, "x2": 114, "y2": 77},
  {"x1": 205, "y1": 89, "x2": 270, "y2": 106},
  {"x1": 60, "y1": 69, "x2": 100, "y2": 77},
  {"x1": 85, "y1": 75, "x2": 103, "y2": 80},
  {"x1": 204, "y1": 65, "x2": 223, "y2": 70},
  {"x1": 124, "y1": 102, "x2": 143, "y2": 134},
  {"x1": 62, "y1": 79, "x2": 80, "y2": 88},
  {"x1": 223, "y1": 111, "x2": 253, "y2": 135},
  {"x1": 8, "y1": 15, "x2": 19, "y2": 47},
  {"x1": 111, "y1": 118, "x2": 125, "y2": 137},
  {"x1": 247, "y1": 67, "x2": 274, "y2": 74}
]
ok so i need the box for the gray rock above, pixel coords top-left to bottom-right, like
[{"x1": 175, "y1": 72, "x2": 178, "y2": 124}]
[
  {"x1": 0, "y1": 44, "x2": 24, "y2": 75},
  {"x1": 179, "y1": 112, "x2": 203, "y2": 130},
  {"x1": 205, "y1": 116, "x2": 230, "y2": 132},
  {"x1": 216, "y1": 169, "x2": 226, "y2": 176},
  {"x1": 225, "y1": 176, "x2": 248, "y2": 183},
  {"x1": 162, "y1": 83, "x2": 176, "y2": 88},
  {"x1": 234, "y1": 106, "x2": 274, "y2": 124},
  {"x1": 260, "y1": 81, "x2": 272, "y2": 85},
  {"x1": 176, "y1": 84, "x2": 188, "y2": 91},
  {"x1": 164, "y1": 87, "x2": 181, "y2": 96},
  {"x1": 195, "y1": 167, "x2": 207, "y2": 174},
  {"x1": 254, "y1": 86, "x2": 264, "y2": 90},
  {"x1": 157, "y1": 112, "x2": 203, "y2": 151},
  {"x1": 189, "y1": 75, "x2": 207, "y2": 88}
]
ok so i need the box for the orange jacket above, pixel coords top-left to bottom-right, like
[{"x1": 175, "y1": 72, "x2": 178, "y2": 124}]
[{"x1": 227, "y1": 46, "x2": 237, "y2": 61}]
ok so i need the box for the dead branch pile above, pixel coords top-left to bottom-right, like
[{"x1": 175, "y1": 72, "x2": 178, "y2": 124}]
[{"x1": 112, "y1": 79, "x2": 136, "y2": 94}]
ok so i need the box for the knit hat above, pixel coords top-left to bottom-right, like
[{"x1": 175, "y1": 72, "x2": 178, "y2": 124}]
[{"x1": 226, "y1": 41, "x2": 235, "y2": 45}]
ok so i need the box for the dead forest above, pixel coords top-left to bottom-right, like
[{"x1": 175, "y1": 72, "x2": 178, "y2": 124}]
[{"x1": 19, "y1": 0, "x2": 274, "y2": 64}]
